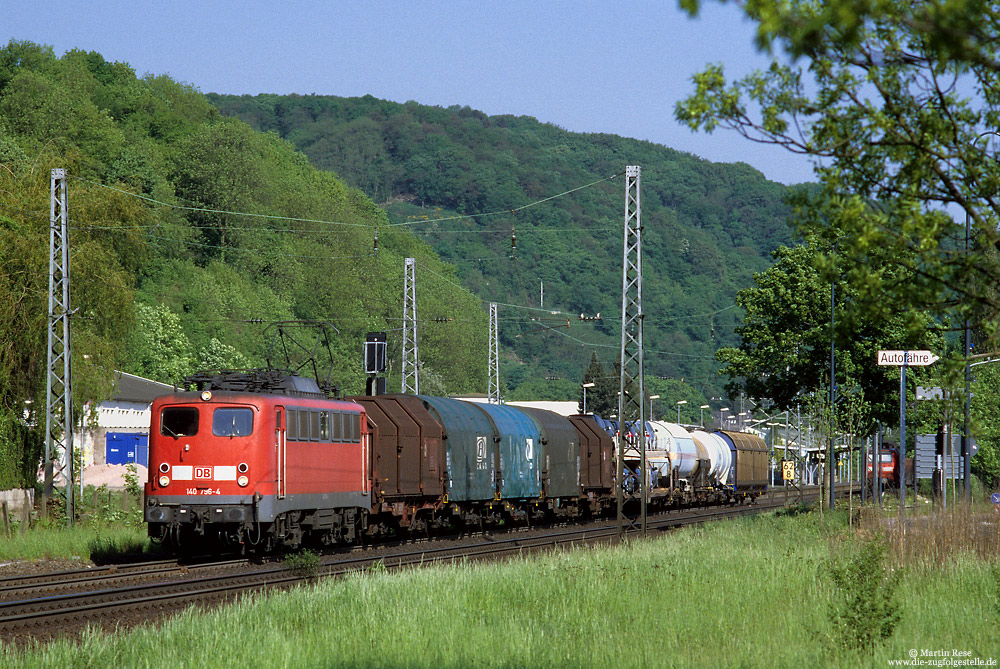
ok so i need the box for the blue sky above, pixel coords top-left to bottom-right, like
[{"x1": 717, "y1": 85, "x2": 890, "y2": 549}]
[{"x1": 2, "y1": 1, "x2": 815, "y2": 185}]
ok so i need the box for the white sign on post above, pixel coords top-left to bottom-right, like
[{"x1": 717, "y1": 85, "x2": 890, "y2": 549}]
[
  {"x1": 876, "y1": 350, "x2": 940, "y2": 366},
  {"x1": 876, "y1": 349, "x2": 939, "y2": 521}
]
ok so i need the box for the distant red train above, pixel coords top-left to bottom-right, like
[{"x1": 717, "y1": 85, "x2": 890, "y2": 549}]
[
  {"x1": 144, "y1": 370, "x2": 767, "y2": 551},
  {"x1": 867, "y1": 448, "x2": 899, "y2": 487}
]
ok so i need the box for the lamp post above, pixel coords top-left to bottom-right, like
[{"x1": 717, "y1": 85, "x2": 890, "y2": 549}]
[
  {"x1": 582, "y1": 382, "x2": 595, "y2": 415},
  {"x1": 721, "y1": 408, "x2": 730, "y2": 429},
  {"x1": 699, "y1": 404, "x2": 710, "y2": 428},
  {"x1": 649, "y1": 395, "x2": 660, "y2": 421},
  {"x1": 676, "y1": 399, "x2": 688, "y2": 424},
  {"x1": 830, "y1": 253, "x2": 837, "y2": 511}
]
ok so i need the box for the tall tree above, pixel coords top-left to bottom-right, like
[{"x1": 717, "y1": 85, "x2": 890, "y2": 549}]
[
  {"x1": 717, "y1": 237, "x2": 941, "y2": 429},
  {"x1": 677, "y1": 0, "x2": 1000, "y2": 351},
  {"x1": 579, "y1": 352, "x2": 617, "y2": 416},
  {"x1": 124, "y1": 303, "x2": 194, "y2": 385}
]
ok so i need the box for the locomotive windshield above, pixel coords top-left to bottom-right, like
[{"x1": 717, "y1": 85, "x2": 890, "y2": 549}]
[
  {"x1": 161, "y1": 407, "x2": 199, "y2": 437},
  {"x1": 213, "y1": 408, "x2": 254, "y2": 437}
]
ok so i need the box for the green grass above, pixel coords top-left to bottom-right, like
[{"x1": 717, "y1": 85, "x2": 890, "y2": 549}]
[
  {"x1": 3, "y1": 508, "x2": 998, "y2": 668},
  {"x1": 0, "y1": 484, "x2": 157, "y2": 563},
  {"x1": 0, "y1": 525, "x2": 155, "y2": 563}
]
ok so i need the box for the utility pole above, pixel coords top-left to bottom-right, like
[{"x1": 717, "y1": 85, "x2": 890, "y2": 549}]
[
  {"x1": 45, "y1": 168, "x2": 74, "y2": 526},
  {"x1": 401, "y1": 258, "x2": 419, "y2": 394},
  {"x1": 488, "y1": 302, "x2": 500, "y2": 404},
  {"x1": 829, "y1": 259, "x2": 836, "y2": 511},
  {"x1": 618, "y1": 165, "x2": 646, "y2": 539},
  {"x1": 963, "y1": 208, "x2": 973, "y2": 504}
]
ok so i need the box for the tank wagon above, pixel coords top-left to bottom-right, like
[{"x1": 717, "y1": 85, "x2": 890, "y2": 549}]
[
  {"x1": 616, "y1": 420, "x2": 765, "y2": 506},
  {"x1": 145, "y1": 371, "x2": 766, "y2": 551}
]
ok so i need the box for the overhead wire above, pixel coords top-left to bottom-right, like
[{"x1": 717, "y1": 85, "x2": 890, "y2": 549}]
[
  {"x1": 60, "y1": 171, "x2": 728, "y2": 381},
  {"x1": 388, "y1": 171, "x2": 624, "y2": 227},
  {"x1": 70, "y1": 171, "x2": 622, "y2": 235},
  {"x1": 70, "y1": 223, "x2": 376, "y2": 261},
  {"x1": 70, "y1": 175, "x2": 374, "y2": 229}
]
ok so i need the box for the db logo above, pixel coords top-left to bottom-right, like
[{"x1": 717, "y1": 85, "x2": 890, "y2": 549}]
[{"x1": 194, "y1": 467, "x2": 213, "y2": 479}]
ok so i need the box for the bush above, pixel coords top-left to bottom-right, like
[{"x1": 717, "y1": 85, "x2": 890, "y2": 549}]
[
  {"x1": 284, "y1": 550, "x2": 321, "y2": 579},
  {"x1": 827, "y1": 534, "x2": 902, "y2": 651}
]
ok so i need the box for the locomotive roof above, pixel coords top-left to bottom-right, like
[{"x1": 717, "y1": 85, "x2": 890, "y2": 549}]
[
  {"x1": 153, "y1": 389, "x2": 363, "y2": 410},
  {"x1": 181, "y1": 369, "x2": 335, "y2": 399}
]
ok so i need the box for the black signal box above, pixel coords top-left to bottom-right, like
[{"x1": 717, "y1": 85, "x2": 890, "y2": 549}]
[{"x1": 364, "y1": 332, "x2": 387, "y2": 374}]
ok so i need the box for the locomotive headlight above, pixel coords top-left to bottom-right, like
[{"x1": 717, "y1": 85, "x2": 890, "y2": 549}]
[
  {"x1": 158, "y1": 475, "x2": 170, "y2": 487},
  {"x1": 159, "y1": 462, "x2": 170, "y2": 474},
  {"x1": 200, "y1": 390, "x2": 212, "y2": 401},
  {"x1": 237, "y1": 475, "x2": 249, "y2": 487}
]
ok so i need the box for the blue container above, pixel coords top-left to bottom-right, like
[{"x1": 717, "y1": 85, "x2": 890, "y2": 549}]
[
  {"x1": 518, "y1": 407, "x2": 579, "y2": 498},
  {"x1": 105, "y1": 432, "x2": 149, "y2": 467},
  {"x1": 417, "y1": 396, "x2": 496, "y2": 502},
  {"x1": 472, "y1": 402, "x2": 542, "y2": 499},
  {"x1": 592, "y1": 415, "x2": 617, "y2": 439}
]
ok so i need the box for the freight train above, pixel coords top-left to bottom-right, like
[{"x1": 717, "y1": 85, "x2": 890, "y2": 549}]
[{"x1": 143, "y1": 370, "x2": 768, "y2": 551}]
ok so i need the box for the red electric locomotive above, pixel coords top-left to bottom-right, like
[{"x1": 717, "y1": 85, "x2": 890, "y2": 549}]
[{"x1": 144, "y1": 371, "x2": 370, "y2": 551}]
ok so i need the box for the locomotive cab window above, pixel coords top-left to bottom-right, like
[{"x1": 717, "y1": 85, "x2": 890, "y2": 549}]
[
  {"x1": 161, "y1": 407, "x2": 199, "y2": 438},
  {"x1": 212, "y1": 408, "x2": 254, "y2": 437}
]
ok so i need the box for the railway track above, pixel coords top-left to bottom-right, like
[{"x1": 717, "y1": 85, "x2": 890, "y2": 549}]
[
  {"x1": 0, "y1": 557, "x2": 254, "y2": 600},
  {"x1": 0, "y1": 483, "x2": 853, "y2": 645}
]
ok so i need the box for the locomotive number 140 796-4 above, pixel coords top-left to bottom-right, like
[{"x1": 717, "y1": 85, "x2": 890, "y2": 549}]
[{"x1": 186, "y1": 488, "x2": 221, "y2": 495}]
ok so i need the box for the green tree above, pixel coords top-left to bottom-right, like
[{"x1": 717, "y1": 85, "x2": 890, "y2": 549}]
[
  {"x1": 169, "y1": 119, "x2": 268, "y2": 268},
  {"x1": 506, "y1": 377, "x2": 577, "y2": 402},
  {"x1": 210, "y1": 90, "x2": 798, "y2": 400},
  {"x1": 0, "y1": 41, "x2": 500, "y2": 487},
  {"x1": 642, "y1": 377, "x2": 708, "y2": 425},
  {"x1": 124, "y1": 303, "x2": 194, "y2": 384},
  {"x1": 970, "y1": 362, "x2": 1000, "y2": 486},
  {"x1": 716, "y1": 237, "x2": 940, "y2": 430},
  {"x1": 677, "y1": 0, "x2": 1000, "y2": 351},
  {"x1": 196, "y1": 338, "x2": 250, "y2": 372},
  {"x1": 580, "y1": 352, "x2": 617, "y2": 416},
  {"x1": 0, "y1": 159, "x2": 134, "y2": 486}
]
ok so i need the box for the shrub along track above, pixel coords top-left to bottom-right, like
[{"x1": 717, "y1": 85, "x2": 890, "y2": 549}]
[{"x1": 0, "y1": 484, "x2": 853, "y2": 646}]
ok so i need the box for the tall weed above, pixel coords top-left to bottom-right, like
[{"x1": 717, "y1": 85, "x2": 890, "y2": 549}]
[{"x1": 826, "y1": 534, "x2": 902, "y2": 651}]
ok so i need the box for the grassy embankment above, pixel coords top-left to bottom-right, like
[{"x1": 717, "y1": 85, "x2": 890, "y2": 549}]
[
  {"x1": 2, "y1": 503, "x2": 997, "y2": 668},
  {"x1": 0, "y1": 485, "x2": 156, "y2": 564}
]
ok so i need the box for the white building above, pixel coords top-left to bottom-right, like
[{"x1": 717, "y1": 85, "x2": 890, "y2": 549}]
[{"x1": 76, "y1": 371, "x2": 174, "y2": 467}]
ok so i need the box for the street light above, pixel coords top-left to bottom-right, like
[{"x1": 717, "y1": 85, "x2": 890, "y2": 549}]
[
  {"x1": 582, "y1": 382, "x2": 595, "y2": 415},
  {"x1": 649, "y1": 395, "x2": 660, "y2": 421},
  {"x1": 721, "y1": 408, "x2": 730, "y2": 429},
  {"x1": 699, "y1": 404, "x2": 710, "y2": 428},
  {"x1": 676, "y1": 399, "x2": 688, "y2": 424}
]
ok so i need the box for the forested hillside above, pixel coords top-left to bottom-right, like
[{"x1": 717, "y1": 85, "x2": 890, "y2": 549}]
[
  {"x1": 209, "y1": 93, "x2": 799, "y2": 402},
  {"x1": 0, "y1": 42, "x2": 486, "y2": 487}
]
